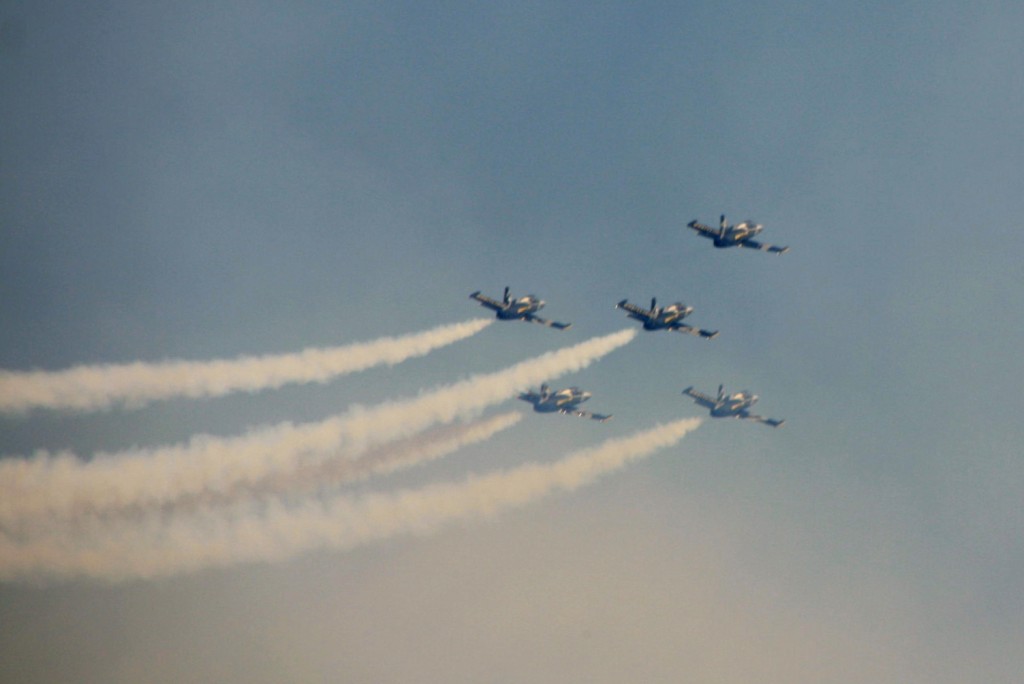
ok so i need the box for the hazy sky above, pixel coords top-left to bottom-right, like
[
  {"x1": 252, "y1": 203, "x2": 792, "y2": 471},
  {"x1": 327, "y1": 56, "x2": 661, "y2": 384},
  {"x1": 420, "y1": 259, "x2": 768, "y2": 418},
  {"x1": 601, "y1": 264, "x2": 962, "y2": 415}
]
[{"x1": 2, "y1": 1, "x2": 1023, "y2": 682}]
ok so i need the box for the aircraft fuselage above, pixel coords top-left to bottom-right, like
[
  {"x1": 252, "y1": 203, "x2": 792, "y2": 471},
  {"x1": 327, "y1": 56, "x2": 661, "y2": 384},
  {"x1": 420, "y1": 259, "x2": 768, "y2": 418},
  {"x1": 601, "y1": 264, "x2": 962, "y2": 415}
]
[
  {"x1": 710, "y1": 393, "x2": 757, "y2": 418},
  {"x1": 637, "y1": 304, "x2": 692, "y2": 330},
  {"x1": 521, "y1": 387, "x2": 591, "y2": 413},
  {"x1": 533, "y1": 389, "x2": 590, "y2": 412},
  {"x1": 712, "y1": 224, "x2": 762, "y2": 248},
  {"x1": 496, "y1": 297, "x2": 544, "y2": 319}
]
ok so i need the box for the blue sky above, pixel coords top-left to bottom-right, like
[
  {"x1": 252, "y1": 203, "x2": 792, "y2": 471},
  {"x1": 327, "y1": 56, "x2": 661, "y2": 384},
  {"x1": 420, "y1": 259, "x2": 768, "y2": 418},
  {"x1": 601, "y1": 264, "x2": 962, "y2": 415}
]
[{"x1": 2, "y1": 1, "x2": 1023, "y2": 681}]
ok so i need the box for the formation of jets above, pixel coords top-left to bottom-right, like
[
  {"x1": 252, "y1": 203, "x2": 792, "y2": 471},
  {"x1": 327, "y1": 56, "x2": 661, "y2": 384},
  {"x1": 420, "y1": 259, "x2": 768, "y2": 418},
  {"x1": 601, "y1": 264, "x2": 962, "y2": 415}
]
[{"x1": 471, "y1": 212, "x2": 789, "y2": 428}]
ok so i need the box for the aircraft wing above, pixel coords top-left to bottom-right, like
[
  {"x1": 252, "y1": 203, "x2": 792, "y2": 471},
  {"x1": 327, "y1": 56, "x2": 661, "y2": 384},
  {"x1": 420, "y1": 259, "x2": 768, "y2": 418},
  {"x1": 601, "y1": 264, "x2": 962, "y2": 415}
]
[
  {"x1": 616, "y1": 300, "x2": 652, "y2": 319},
  {"x1": 739, "y1": 411, "x2": 786, "y2": 427},
  {"x1": 524, "y1": 313, "x2": 571, "y2": 330},
  {"x1": 670, "y1": 323, "x2": 719, "y2": 339},
  {"x1": 559, "y1": 408, "x2": 613, "y2": 422},
  {"x1": 469, "y1": 291, "x2": 506, "y2": 311},
  {"x1": 687, "y1": 220, "x2": 720, "y2": 239},
  {"x1": 682, "y1": 386, "x2": 717, "y2": 409},
  {"x1": 738, "y1": 239, "x2": 789, "y2": 254}
]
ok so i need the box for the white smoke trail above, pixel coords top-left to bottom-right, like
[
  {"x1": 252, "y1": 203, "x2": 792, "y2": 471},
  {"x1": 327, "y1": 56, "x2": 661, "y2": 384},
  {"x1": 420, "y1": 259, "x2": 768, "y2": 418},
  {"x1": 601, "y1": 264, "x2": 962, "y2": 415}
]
[
  {"x1": 0, "y1": 329, "x2": 635, "y2": 526},
  {"x1": 0, "y1": 417, "x2": 701, "y2": 583},
  {"x1": 155, "y1": 411, "x2": 525, "y2": 514},
  {"x1": 0, "y1": 319, "x2": 492, "y2": 414},
  {"x1": 310, "y1": 411, "x2": 523, "y2": 488}
]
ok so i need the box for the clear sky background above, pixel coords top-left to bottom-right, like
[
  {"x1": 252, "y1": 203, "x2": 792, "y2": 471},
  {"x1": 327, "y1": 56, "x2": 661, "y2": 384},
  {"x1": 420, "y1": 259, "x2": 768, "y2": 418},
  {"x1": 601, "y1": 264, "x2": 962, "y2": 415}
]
[{"x1": 2, "y1": 1, "x2": 1023, "y2": 681}]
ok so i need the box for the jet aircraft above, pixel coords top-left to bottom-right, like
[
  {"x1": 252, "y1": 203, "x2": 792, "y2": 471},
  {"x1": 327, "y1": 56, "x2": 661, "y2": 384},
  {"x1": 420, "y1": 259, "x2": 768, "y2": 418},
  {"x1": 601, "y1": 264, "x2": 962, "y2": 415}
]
[
  {"x1": 470, "y1": 287, "x2": 571, "y2": 329},
  {"x1": 687, "y1": 215, "x2": 789, "y2": 254},
  {"x1": 616, "y1": 297, "x2": 718, "y2": 339},
  {"x1": 682, "y1": 384, "x2": 785, "y2": 427},
  {"x1": 518, "y1": 384, "x2": 612, "y2": 422}
]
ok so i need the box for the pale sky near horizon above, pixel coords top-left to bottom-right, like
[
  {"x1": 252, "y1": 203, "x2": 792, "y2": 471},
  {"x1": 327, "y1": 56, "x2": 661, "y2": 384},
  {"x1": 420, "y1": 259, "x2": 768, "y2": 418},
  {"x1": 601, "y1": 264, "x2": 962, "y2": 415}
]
[{"x1": 2, "y1": 2, "x2": 1023, "y2": 682}]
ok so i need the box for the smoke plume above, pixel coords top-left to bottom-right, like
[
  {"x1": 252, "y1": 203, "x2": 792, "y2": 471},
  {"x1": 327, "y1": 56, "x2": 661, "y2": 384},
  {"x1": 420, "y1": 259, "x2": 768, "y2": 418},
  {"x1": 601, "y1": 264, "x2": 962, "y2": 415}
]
[
  {"x1": 0, "y1": 330, "x2": 635, "y2": 526},
  {"x1": 152, "y1": 411, "x2": 525, "y2": 514},
  {"x1": 0, "y1": 319, "x2": 492, "y2": 414},
  {"x1": 0, "y1": 417, "x2": 700, "y2": 582}
]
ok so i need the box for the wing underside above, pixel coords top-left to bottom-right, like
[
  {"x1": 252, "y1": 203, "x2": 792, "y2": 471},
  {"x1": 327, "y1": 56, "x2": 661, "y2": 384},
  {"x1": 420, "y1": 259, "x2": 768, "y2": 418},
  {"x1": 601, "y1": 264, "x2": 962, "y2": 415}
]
[
  {"x1": 616, "y1": 300, "x2": 653, "y2": 319},
  {"x1": 687, "y1": 221, "x2": 720, "y2": 238},
  {"x1": 559, "y1": 408, "x2": 612, "y2": 422},
  {"x1": 738, "y1": 239, "x2": 789, "y2": 254},
  {"x1": 670, "y1": 323, "x2": 719, "y2": 339},
  {"x1": 524, "y1": 313, "x2": 571, "y2": 329},
  {"x1": 738, "y1": 410, "x2": 785, "y2": 427},
  {"x1": 470, "y1": 291, "x2": 505, "y2": 311},
  {"x1": 682, "y1": 386, "x2": 717, "y2": 409}
]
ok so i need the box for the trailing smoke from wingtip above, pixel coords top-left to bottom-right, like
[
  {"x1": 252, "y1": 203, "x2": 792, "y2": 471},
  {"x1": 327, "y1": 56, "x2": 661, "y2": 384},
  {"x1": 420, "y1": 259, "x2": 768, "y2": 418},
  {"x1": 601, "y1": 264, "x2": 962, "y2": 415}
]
[
  {"x1": 0, "y1": 329, "x2": 636, "y2": 527},
  {"x1": 0, "y1": 416, "x2": 700, "y2": 583},
  {"x1": 0, "y1": 318, "x2": 492, "y2": 414}
]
